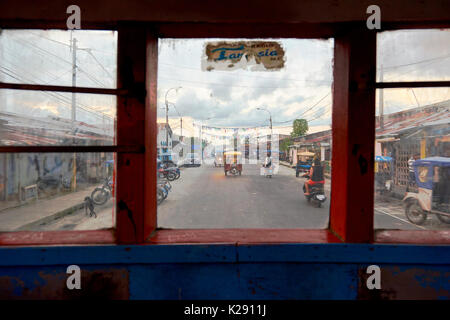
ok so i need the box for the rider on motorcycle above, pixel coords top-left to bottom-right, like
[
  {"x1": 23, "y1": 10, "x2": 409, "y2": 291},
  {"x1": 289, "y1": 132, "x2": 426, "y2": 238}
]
[{"x1": 303, "y1": 158, "x2": 325, "y2": 195}]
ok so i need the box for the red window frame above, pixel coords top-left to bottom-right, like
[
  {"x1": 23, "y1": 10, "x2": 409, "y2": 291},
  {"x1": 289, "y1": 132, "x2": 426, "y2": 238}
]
[{"x1": 1, "y1": 22, "x2": 450, "y2": 246}]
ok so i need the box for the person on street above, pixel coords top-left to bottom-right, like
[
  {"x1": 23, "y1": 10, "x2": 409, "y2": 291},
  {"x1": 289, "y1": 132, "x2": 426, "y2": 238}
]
[
  {"x1": 303, "y1": 158, "x2": 324, "y2": 195},
  {"x1": 408, "y1": 153, "x2": 419, "y2": 191},
  {"x1": 264, "y1": 153, "x2": 272, "y2": 168}
]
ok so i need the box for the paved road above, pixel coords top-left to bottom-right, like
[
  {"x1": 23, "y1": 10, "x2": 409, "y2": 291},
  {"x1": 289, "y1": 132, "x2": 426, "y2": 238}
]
[
  {"x1": 158, "y1": 164, "x2": 330, "y2": 229},
  {"x1": 159, "y1": 163, "x2": 447, "y2": 230},
  {"x1": 29, "y1": 163, "x2": 449, "y2": 231}
]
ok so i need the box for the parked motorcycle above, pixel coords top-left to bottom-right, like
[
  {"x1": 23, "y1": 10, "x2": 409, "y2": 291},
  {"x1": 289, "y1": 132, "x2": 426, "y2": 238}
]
[
  {"x1": 158, "y1": 167, "x2": 180, "y2": 181},
  {"x1": 302, "y1": 174, "x2": 327, "y2": 208},
  {"x1": 91, "y1": 177, "x2": 113, "y2": 205},
  {"x1": 157, "y1": 179, "x2": 172, "y2": 205}
]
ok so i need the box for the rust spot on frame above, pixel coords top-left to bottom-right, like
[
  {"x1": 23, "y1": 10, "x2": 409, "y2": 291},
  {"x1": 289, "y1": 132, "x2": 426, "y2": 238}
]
[
  {"x1": 0, "y1": 268, "x2": 129, "y2": 300},
  {"x1": 358, "y1": 266, "x2": 450, "y2": 300}
]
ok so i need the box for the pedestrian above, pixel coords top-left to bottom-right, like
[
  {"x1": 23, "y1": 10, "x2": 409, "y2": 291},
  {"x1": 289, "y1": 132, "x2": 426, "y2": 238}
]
[{"x1": 407, "y1": 153, "x2": 419, "y2": 191}]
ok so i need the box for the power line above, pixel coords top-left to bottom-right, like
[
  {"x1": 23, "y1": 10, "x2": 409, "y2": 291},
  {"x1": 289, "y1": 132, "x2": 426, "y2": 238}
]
[
  {"x1": 28, "y1": 31, "x2": 71, "y2": 48},
  {"x1": 85, "y1": 49, "x2": 114, "y2": 80},
  {"x1": 380, "y1": 53, "x2": 450, "y2": 70},
  {"x1": 273, "y1": 92, "x2": 331, "y2": 124},
  {"x1": 0, "y1": 66, "x2": 113, "y2": 121}
]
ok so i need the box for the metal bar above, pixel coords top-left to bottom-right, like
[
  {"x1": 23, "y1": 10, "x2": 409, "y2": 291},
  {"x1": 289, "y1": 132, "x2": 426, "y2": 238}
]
[
  {"x1": 375, "y1": 81, "x2": 450, "y2": 89},
  {"x1": 0, "y1": 145, "x2": 144, "y2": 153},
  {"x1": 0, "y1": 82, "x2": 128, "y2": 95}
]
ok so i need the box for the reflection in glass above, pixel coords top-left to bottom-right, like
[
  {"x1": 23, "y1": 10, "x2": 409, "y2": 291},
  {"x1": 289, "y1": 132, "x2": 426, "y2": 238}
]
[
  {"x1": 377, "y1": 29, "x2": 450, "y2": 82},
  {"x1": 0, "y1": 152, "x2": 116, "y2": 232},
  {"x1": 0, "y1": 89, "x2": 116, "y2": 146},
  {"x1": 374, "y1": 88, "x2": 450, "y2": 230},
  {"x1": 0, "y1": 29, "x2": 117, "y2": 88}
]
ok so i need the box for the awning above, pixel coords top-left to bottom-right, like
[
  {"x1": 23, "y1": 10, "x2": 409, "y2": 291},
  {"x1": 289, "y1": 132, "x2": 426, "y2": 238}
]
[{"x1": 298, "y1": 151, "x2": 315, "y2": 156}]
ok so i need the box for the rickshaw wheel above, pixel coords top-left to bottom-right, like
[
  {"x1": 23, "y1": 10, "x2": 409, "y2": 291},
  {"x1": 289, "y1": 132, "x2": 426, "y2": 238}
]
[
  {"x1": 436, "y1": 213, "x2": 450, "y2": 224},
  {"x1": 405, "y1": 202, "x2": 427, "y2": 225}
]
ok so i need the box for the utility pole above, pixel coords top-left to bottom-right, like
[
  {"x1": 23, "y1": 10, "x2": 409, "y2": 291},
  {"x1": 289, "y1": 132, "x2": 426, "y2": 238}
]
[
  {"x1": 379, "y1": 64, "x2": 384, "y2": 130},
  {"x1": 256, "y1": 107, "x2": 272, "y2": 154},
  {"x1": 180, "y1": 117, "x2": 183, "y2": 138},
  {"x1": 71, "y1": 37, "x2": 77, "y2": 129},
  {"x1": 71, "y1": 35, "x2": 77, "y2": 191},
  {"x1": 165, "y1": 100, "x2": 169, "y2": 150},
  {"x1": 410, "y1": 88, "x2": 421, "y2": 109},
  {"x1": 164, "y1": 87, "x2": 181, "y2": 153}
]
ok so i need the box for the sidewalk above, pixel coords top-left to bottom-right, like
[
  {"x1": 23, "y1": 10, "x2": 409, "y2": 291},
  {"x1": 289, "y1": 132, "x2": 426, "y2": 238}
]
[{"x1": 0, "y1": 187, "x2": 95, "y2": 232}]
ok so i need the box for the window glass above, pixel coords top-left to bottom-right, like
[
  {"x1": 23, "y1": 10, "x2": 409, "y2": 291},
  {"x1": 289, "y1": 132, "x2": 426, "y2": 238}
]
[
  {"x1": 0, "y1": 30, "x2": 117, "y2": 88},
  {"x1": 377, "y1": 29, "x2": 450, "y2": 82},
  {"x1": 157, "y1": 38, "x2": 333, "y2": 229},
  {"x1": 0, "y1": 152, "x2": 116, "y2": 232},
  {"x1": 374, "y1": 87, "x2": 450, "y2": 229},
  {"x1": 0, "y1": 89, "x2": 116, "y2": 146}
]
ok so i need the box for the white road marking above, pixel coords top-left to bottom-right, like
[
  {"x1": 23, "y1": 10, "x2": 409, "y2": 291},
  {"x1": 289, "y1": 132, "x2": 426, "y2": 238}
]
[{"x1": 374, "y1": 207, "x2": 427, "y2": 230}]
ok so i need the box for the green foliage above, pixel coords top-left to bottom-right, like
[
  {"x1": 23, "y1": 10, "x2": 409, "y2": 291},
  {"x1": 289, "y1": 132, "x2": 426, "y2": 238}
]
[
  {"x1": 280, "y1": 137, "x2": 292, "y2": 152},
  {"x1": 291, "y1": 119, "x2": 308, "y2": 138}
]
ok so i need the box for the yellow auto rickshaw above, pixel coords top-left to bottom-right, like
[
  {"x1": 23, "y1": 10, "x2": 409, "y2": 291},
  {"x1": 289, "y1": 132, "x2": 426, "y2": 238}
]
[{"x1": 223, "y1": 151, "x2": 242, "y2": 176}]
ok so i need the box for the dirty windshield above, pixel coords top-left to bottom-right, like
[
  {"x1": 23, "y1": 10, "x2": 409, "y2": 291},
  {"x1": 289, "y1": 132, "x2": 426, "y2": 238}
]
[{"x1": 156, "y1": 38, "x2": 333, "y2": 229}]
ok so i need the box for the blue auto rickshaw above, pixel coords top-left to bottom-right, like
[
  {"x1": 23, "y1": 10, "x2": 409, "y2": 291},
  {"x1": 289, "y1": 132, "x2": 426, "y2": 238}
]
[
  {"x1": 403, "y1": 157, "x2": 450, "y2": 225},
  {"x1": 374, "y1": 156, "x2": 393, "y2": 195}
]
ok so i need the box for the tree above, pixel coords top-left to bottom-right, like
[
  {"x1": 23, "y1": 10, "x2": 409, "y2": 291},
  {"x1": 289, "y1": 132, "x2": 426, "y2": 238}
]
[
  {"x1": 291, "y1": 119, "x2": 308, "y2": 138},
  {"x1": 280, "y1": 137, "x2": 292, "y2": 152}
]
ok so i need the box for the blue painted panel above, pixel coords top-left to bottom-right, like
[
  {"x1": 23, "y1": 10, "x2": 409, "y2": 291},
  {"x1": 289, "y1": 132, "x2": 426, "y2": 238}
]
[
  {"x1": 0, "y1": 245, "x2": 237, "y2": 266},
  {"x1": 235, "y1": 263, "x2": 357, "y2": 299},
  {"x1": 237, "y1": 244, "x2": 450, "y2": 265},
  {"x1": 128, "y1": 263, "x2": 357, "y2": 300},
  {"x1": 1, "y1": 244, "x2": 450, "y2": 266},
  {"x1": 129, "y1": 264, "x2": 240, "y2": 299}
]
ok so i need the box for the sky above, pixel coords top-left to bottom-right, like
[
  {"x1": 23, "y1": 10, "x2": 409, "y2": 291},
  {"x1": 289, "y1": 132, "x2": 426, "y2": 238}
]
[{"x1": 0, "y1": 29, "x2": 449, "y2": 139}]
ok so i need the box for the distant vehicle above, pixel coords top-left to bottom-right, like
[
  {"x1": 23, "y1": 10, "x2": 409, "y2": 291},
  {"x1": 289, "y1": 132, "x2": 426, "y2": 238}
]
[
  {"x1": 296, "y1": 160, "x2": 312, "y2": 177},
  {"x1": 214, "y1": 153, "x2": 224, "y2": 167},
  {"x1": 403, "y1": 157, "x2": 450, "y2": 225},
  {"x1": 178, "y1": 153, "x2": 201, "y2": 167},
  {"x1": 374, "y1": 156, "x2": 393, "y2": 195},
  {"x1": 224, "y1": 151, "x2": 242, "y2": 176}
]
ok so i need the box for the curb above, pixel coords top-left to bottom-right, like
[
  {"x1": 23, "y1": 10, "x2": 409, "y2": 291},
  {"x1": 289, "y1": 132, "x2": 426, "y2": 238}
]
[
  {"x1": 280, "y1": 162, "x2": 295, "y2": 168},
  {"x1": 15, "y1": 202, "x2": 85, "y2": 231}
]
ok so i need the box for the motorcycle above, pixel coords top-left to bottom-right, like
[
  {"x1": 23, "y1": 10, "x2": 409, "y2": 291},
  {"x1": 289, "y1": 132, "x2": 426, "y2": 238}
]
[
  {"x1": 158, "y1": 167, "x2": 180, "y2": 181},
  {"x1": 157, "y1": 179, "x2": 172, "y2": 205},
  {"x1": 91, "y1": 177, "x2": 113, "y2": 205},
  {"x1": 302, "y1": 174, "x2": 327, "y2": 208}
]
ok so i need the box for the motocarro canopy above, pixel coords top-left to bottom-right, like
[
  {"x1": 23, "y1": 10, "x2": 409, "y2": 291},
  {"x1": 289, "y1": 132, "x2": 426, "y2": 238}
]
[
  {"x1": 413, "y1": 157, "x2": 450, "y2": 167},
  {"x1": 298, "y1": 151, "x2": 315, "y2": 156},
  {"x1": 224, "y1": 151, "x2": 242, "y2": 156}
]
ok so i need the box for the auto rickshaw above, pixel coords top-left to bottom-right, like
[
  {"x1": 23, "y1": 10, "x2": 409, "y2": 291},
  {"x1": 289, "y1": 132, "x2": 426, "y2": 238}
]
[
  {"x1": 403, "y1": 157, "x2": 450, "y2": 225},
  {"x1": 374, "y1": 155, "x2": 393, "y2": 195},
  {"x1": 223, "y1": 151, "x2": 242, "y2": 176}
]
